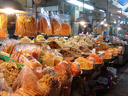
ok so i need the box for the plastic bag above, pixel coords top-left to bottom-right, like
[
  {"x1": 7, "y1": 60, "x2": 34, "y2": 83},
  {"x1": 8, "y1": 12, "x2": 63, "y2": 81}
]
[
  {"x1": 51, "y1": 15, "x2": 62, "y2": 35},
  {"x1": 11, "y1": 43, "x2": 42, "y2": 62},
  {"x1": 61, "y1": 22, "x2": 71, "y2": 36},
  {"x1": 71, "y1": 62, "x2": 81, "y2": 76},
  {"x1": 59, "y1": 14, "x2": 71, "y2": 36},
  {"x1": 1, "y1": 39, "x2": 19, "y2": 54},
  {"x1": 0, "y1": 61, "x2": 20, "y2": 87},
  {"x1": 39, "y1": 66, "x2": 60, "y2": 96},
  {"x1": 0, "y1": 72, "x2": 12, "y2": 96},
  {"x1": 86, "y1": 54, "x2": 104, "y2": 64},
  {"x1": 15, "y1": 14, "x2": 36, "y2": 37},
  {"x1": 18, "y1": 53, "x2": 43, "y2": 79},
  {"x1": 52, "y1": 50, "x2": 63, "y2": 66},
  {"x1": 0, "y1": 13, "x2": 7, "y2": 39},
  {"x1": 54, "y1": 60, "x2": 73, "y2": 96},
  {"x1": 12, "y1": 66, "x2": 43, "y2": 96},
  {"x1": 41, "y1": 45, "x2": 63, "y2": 68},
  {"x1": 37, "y1": 13, "x2": 52, "y2": 35}
]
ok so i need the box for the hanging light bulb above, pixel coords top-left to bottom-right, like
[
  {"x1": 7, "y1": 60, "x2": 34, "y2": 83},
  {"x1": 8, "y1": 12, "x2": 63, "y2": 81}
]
[
  {"x1": 0, "y1": 0, "x2": 27, "y2": 14},
  {"x1": 104, "y1": 23, "x2": 108, "y2": 27},
  {"x1": 80, "y1": 21, "x2": 86, "y2": 26},
  {"x1": 117, "y1": 27, "x2": 121, "y2": 31},
  {"x1": 83, "y1": 25, "x2": 87, "y2": 28}
]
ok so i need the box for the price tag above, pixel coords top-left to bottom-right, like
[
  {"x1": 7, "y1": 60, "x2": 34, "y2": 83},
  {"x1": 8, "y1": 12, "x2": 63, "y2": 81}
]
[{"x1": 26, "y1": 18, "x2": 32, "y2": 22}]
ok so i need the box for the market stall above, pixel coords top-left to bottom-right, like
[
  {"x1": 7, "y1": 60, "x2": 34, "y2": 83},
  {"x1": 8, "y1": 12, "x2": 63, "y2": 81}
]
[
  {"x1": 0, "y1": 0, "x2": 128, "y2": 96},
  {"x1": 0, "y1": 33, "x2": 125, "y2": 96}
]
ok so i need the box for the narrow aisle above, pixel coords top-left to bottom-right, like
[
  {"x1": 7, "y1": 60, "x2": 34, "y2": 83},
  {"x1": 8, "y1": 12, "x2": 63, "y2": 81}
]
[{"x1": 105, "y1": 64, "x2": 128, "y2": 96}]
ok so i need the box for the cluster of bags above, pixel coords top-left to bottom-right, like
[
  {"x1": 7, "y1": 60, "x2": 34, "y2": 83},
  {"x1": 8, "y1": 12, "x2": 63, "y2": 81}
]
[
  {"x1": 37, "y1": 12, "x2": 71, "y2": 36},
  {"x1": 0, "y1": 58, "x2": 81, "y2": 96}
]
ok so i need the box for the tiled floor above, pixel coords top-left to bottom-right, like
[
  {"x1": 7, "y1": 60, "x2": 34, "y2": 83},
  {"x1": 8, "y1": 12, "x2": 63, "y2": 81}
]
[{"x1": 105, "y1": 64, "x2": 128, "y2": 96}]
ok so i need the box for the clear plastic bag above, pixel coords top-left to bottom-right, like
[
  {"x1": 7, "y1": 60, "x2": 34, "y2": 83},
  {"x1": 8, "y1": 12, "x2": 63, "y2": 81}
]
[
  {"x1": 15, "y1": 14, "x2": 36, "y2": 37},
  {"x1": 0, "y1": 62, "x2": 20, "y2": 87},
  {"x1": 54, "y1": 60, "x2": 73, "y2": 96},
  {"x1": 12, "y1": 66, "x2": 44, "y2": 96},
  {"x1": 0, "y1": 72, "x2": 12, "y2": 96},
  {"x1": 11, "y1": 43, "x2": 42, "y2": 62},
  {"x1": 61, "y1": 22, "x2": 71, "y2": 36},
  {"x1": 41, "y1": 45, "x2": 63, "y2": 68},
  {"x1": 59, "y1": 15, "x2": 71, "y2": 36},
  {"x1": 51, "y1": 14, "x2": 62, "y2": 35},
  {"x1": 0, "y1": 13, "x2": 7, "y2": 39},
  {"x1": 39, "y1": 66, "x2": 60, "y2": 96},
  {"x1": 18, "y1": 53, "x2": 43, "y2": 79},
  {"x1": 37, "y1": 13, "x2": 52, "y2": 35},
  {"x1": 71, "y1": 62, "x2": 81, "y2": 76},
  {"x1": 1, "y1": 39, "x2": 19, "y2": 54}
]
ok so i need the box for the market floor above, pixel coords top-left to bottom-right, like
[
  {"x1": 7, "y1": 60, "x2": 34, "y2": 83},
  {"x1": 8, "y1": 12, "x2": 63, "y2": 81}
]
[{"x1": 105, "y1": 64, "x2": 128, "y2": 96}]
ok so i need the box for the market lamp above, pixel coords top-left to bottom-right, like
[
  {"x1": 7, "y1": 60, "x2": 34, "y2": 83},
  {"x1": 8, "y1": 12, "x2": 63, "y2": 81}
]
[
  {"x1": 104, "y1": 21, "x2": 109, "y2": 27},
  {"x1": 0, "y1": 0, "x2": 27, "y2": 14},
  {"x1": 117, "y1": 26, "x2": 122, "y2": 31},
  {"x1": 76, "y1": 16, "x2": 91, "y2": 25}
]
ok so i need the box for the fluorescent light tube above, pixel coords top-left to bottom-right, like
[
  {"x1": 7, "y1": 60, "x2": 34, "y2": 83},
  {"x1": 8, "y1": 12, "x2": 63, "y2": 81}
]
[
  {"x1": 99, "y1": 9, "x2": 105, "y2": 12},
  {"x1": 67, "y1": 0, "x2": 94, "y2": 10}
]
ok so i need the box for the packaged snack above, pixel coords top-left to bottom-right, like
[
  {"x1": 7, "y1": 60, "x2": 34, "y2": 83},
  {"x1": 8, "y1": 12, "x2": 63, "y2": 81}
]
[
  {"x1": 0, "y1": 62, "x2": 20, "y2": 87},
  {"x1": 12, "y1": 66, "x2": 43, "y2": 96},
  {"x1": 0, "y1": 13, "x2": 7, "y2": 38},
  {"x1": 61, "y1": 22, "x2": 71, "y2": 36},
  {"x1": 86, "y1": 54, "x2": 104, "y2": 64},
  {"x1": 0, "y1": 72, "x2": 13, "y2": 95},
  {"x1": 15, "y1": 14, "x2": 36, "y2": 37},
  {"x1": 39, "y1": 66, "x2": 60, "y2": 96},
  {"x1": 54, "y1": 60, "x2": 73, "y2": 96},
  {"x1": 51, "y1": 15, "x2": 62, "y2": 35},
  {"x1": 11, "y1": 43, "x2": 42, "y2": 61},
  {"x1": 1, "y1": 39, "x2": 19, "y2": 54},
  {"x1": 37, "y1": 14, "x2": 52, "y2": 35},
  {"x1": 71, "y1": 62, "x2": 81, "y2": 76},
  {"x1": 53, "y1": 50, "x2": 63, "y2": 66},
  {"x1": 41, "y1": 46, "x2": 63, "y2": 68},
  {"x1": 0, "y1": 91, "x2": 10, "y2": 96},
  {"x1": 19, "y1": 53, "x2": 43, "y2": 79}
]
